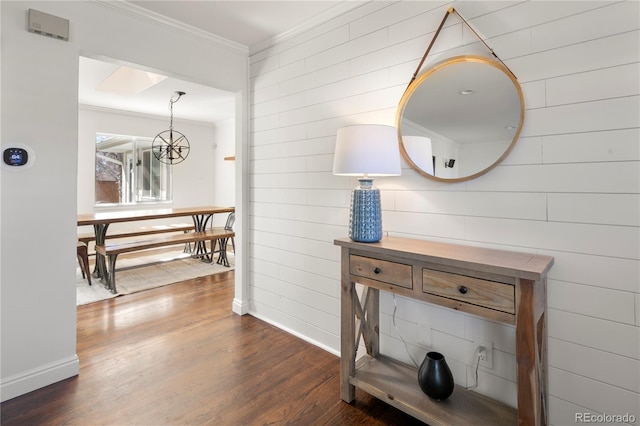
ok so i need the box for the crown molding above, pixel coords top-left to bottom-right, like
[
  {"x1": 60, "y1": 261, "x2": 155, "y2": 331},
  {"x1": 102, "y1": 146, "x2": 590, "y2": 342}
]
[
  {"x1": 92, "y1": 0, "x2": 249, "y2": 56},
  {"x1": 249, "y1": 1, "x2": 368, "y2": 56}
]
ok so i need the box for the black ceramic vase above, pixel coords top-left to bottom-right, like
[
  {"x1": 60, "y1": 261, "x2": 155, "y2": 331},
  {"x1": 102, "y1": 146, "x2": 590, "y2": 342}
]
[{"x1": 417, "y1": 351, "x2": 454, "y2": 400}]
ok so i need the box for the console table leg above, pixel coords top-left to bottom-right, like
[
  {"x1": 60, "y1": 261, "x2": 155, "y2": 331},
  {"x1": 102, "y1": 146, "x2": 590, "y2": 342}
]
[
  {"x1": 340, "y1": 245, "x2": 356, "y2": 402},
  {"x1": 340, "y1": 278, "x2": 356, "y2": 402},
  {"x1": 341, "y1": 268, "x2": 380, "y2": 402},
  {"x1": 516, "y1": 278, "x2": 547, "y2": 426},
  {"x1": 364, "y1": 288, "x2": 379, "y2": 357}
]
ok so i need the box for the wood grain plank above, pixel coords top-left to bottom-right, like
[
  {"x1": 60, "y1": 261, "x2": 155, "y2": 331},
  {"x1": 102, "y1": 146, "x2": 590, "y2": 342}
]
[
  {"x1": 0, "y1": 269, "x2": 424, "y2": 425},
  {"x1": 351, "y1": 355, "x2": 517, "y2": 426},
  {"x1": 422, "y1": 268, "x2": 515, "y2": 314},
  {"x1": 336, "y1": 236, "x2": 553, "y2": 280}
]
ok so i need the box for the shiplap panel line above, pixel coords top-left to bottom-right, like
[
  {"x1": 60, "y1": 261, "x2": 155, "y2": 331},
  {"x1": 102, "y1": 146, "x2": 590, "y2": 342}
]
[
  {"x1": 511, "y1": 31, "x2": 639, "y2": 84},
  {"x1": 251, "y1": 5, "x2": 638, "y2": 84},
  {"x1": 251, "y1": 244, "x2": 339, "y2": 274},
  {"x1": 548, "y1": 366, "x2": 640, "y2": 423},
  {"x1": 549, "y1": 277, "x2": 639, "y2": 297},
  {"x1": 465, "y1": 2, "x2": 619, "y2": 48},
  {"x1": 251, "y1": 96, "x2": 402, "y2": 132},
  {"x1": 251, "y1": 25, "x2": 395, "y2": 88},
  {"x1": 547, "y1": 395, "x2": 608, "y2": 426},
  {"x1": 250, "y1": 1, "x2": 386, "y2": 64},
  {"x1": 252, "y1": 69, "x2": 394, "y2": 119},
  {"x1": 549, "y1": 337, "x2": 640, "y2": 394},
  {"x1": 248, "y1": 1, "x2": 640, "y2": 421},
  {"x1": 251, "y1": 276, "x2": 341, "y2": 334},
  {"x1": 509, "y1": 27, "x2": 640, "y2": 62},
  {"x1": 249, "y1": 216, "x2": 347, "y2": 236},
  {"x1": 539, "y1": 249, "x2": 639, "y2": 293},
  {"x1": 548, "y1": 304, "x2": 639, "y2": 328},
  {"x1": 548, "y1": 395, "x2": 635, "y2": 426},
  {"x1": 251, "y1": 272, "x2": 340, "y2": 317},
  {"x1": 266, "y1": 85, "x2": 404, "y2": 126},
  {"x1": 250, "y1": 240, "x2": 340, "y2": 264},
  {"x1": 548, "y1": 309, "x2": 639, "y2": 360},
  {"x1": 545, "y1": 219, "x2": 640, "y2": 228},
  {"x1": 248, "y1": 294, "x2": 340, "y2": 350},
  {"x1": 547, "y1": 192, "x2": 640, "y2": 227},
  {"x1": 548, "y1": 279, "x2": 636, "y2": 325},
  {"x1": 527, "y1": 96, "x2": 640, "y2": 112}
]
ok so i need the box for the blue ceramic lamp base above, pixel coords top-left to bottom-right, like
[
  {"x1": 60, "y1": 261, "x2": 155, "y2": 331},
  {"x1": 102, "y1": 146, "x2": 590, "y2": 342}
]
[{"x1": 349, "y1": 178, "x2": 383, "y2": 243}]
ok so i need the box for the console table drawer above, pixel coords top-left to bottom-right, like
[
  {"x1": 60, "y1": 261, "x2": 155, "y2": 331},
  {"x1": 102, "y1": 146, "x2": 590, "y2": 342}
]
[
  {"x1": 350, "y1": 255, "x2": 413, "y2": 289},
  {"x1": 422, "y1": 268, "x2": 515, "y2": 314},
  {"x1": 336, "y1": 236, "x2": 553, "y2": 425}
]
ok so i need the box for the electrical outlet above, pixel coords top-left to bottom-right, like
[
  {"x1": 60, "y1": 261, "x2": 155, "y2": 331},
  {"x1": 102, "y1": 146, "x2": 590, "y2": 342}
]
[
  {"x1": 473, "y1": 338, "x2": 493, "y2": 369},
  {"x1": 478, "y1": 346, "x2": 488, "y2": 362}
]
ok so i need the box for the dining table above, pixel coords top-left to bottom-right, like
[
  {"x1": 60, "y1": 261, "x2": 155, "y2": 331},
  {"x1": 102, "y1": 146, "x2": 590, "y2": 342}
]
[{"x1": 77, "y1": 205, "x2": 235, "y2": 279}]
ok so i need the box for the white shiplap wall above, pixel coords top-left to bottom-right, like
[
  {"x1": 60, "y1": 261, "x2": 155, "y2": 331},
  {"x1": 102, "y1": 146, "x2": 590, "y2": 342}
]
[{"x1": 248, "y1": 1, "x2": 640, "y2": 424}]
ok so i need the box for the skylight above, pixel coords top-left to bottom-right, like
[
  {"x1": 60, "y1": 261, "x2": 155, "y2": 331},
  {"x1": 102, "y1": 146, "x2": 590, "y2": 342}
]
[{"x1": 96, "y1": 66, "x2": 168, "y2": 95}]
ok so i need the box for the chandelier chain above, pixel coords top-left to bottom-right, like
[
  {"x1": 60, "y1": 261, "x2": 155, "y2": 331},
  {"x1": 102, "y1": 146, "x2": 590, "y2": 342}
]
[{"x1": 168, "y1": 91, "x2": 183, "y2": 131}]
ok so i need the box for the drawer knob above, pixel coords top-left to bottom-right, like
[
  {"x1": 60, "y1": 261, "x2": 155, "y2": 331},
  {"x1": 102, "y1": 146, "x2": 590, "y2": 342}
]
[
  {"x1": 458, "y1": 286, "x2": 468, "y2": 294},
  {"x1": 374, "y1": 267, "x2": 381, "y2": 274}
]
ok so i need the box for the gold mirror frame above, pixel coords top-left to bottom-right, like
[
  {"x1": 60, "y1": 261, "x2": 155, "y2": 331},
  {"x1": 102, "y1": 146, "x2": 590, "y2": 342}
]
[
  {"x1": 396, "y1": 7, "x2": 525, "y2": 183},
  {"x1": 396, "y1": 55, "x2": 525, "y2": 182}
]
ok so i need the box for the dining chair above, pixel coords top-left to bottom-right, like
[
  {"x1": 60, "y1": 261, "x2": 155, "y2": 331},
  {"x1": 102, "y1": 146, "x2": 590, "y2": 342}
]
[
  {"x1": 77, "y1": 241, "x2": 92, "y2": 285},
  {"x1": 208, "y1": 212, "x2": 235, "y2": 265},
  {"x1": 224, "y1": 212, "x2": 235, "y2": 254}
]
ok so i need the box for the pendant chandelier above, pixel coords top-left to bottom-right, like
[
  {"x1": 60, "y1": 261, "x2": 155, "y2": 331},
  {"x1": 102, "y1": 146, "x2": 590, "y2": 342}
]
[{"x1": 152, "y1": 91, "x2": 190, "y2": 165}]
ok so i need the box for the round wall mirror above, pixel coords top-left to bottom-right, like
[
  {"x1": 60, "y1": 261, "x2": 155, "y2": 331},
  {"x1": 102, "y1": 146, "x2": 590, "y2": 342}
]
[{"x1": 396, "y1": 55, "x2": 524, "y2": 182}]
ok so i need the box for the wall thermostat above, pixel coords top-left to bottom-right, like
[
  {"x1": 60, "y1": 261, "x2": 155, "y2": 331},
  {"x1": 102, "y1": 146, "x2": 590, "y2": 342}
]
[
  {"x1": 1, "y1": 144, "x2": 35, "y2": 170},
  {"x1": 4, "y1": 148, "x2": 29, "y2": 166}
]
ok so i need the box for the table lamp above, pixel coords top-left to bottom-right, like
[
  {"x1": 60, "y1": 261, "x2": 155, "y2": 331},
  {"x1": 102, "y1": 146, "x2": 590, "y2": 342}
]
[{"x1": 333, "y1": 124, "x2": 401, "y2": 242}]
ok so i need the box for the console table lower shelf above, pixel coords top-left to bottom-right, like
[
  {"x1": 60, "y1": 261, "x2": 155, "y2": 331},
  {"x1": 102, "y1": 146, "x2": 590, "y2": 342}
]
[
  {"x1": 352, "y1": 354, "x2": 516, "y2": 426},
  {"x1": 335, "y1": 236, "x2": 554, "y2": 425}
]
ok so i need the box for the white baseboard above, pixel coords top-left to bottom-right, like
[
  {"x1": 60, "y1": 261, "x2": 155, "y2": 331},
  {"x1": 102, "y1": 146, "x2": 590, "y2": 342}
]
[
  {"x1": 232, "y1": 297, "x2": 250, "y2": 315},
  {"x1": 1, "y1": 355, "x2": 79, "y2": 402},
  {"x1": 248, "y1": 311, "x2": 340, "y2": 357}
]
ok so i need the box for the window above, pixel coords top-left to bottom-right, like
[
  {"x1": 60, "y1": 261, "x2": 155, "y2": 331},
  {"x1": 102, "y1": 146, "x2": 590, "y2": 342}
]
[{"x1": 95, "y1": 133, "x2": 172, "y2": 205}]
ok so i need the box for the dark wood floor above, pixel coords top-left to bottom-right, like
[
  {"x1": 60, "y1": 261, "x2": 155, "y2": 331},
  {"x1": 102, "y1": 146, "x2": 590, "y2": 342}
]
[{"x1": 1, "y1": 270, "x2": 424, "y2": 425}]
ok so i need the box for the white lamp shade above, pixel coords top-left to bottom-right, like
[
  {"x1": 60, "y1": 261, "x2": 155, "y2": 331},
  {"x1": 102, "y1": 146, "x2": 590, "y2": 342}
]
[
  {"x1": 333, "y1": 124, "x2": 401, "y2": 176},
  {"x1": 402, "y1": 135, "x2": 434, "y2": 174}
]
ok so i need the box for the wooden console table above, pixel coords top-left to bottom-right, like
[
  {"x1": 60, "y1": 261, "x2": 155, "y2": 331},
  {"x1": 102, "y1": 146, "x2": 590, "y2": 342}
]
[{"x1": 334, "y1": 236, "x2": 554, "y2": 426}]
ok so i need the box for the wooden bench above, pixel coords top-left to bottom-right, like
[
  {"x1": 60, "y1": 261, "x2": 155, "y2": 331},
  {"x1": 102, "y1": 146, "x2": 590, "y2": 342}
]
[
  {"x1": 78, "y1": 223, "x2": 195, "y2": 247},
  {"x1": 95, "y1": 229, "x2": 235, "y2": 293}
]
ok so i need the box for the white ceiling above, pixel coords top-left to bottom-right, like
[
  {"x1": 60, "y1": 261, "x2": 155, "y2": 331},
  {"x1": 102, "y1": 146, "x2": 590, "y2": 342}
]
[
  {"x1": 128, "y1": 1, "x2": 350, "y2": 49},
  {"x1": 80, "y1": 2, "x2": 518, "y2": 145},
  {"x1": 79, "y1": 56, "x2": 237, "y2": 123},
  {"x1": 79, "y1": 1, "x2": 354, "y2": 123}
]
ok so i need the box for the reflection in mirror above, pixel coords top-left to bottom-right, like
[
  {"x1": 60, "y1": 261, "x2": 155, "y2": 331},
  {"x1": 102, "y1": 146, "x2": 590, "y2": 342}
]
[
  {"x1": 397, "y1": 55, "x2": 524, "y2": 182},
  {"x1": 95, "y1": 133, "x2": 172, "y2": 205},
  {"x1": 402, "y1": 136, "x2": 434, "y2": 175}
]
